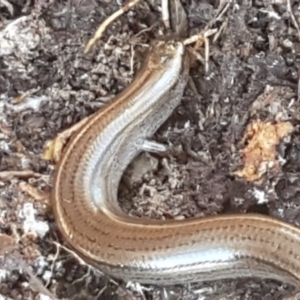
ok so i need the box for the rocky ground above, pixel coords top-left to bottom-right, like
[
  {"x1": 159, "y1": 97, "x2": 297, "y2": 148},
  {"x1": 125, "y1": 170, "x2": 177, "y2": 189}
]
[{"x1": 1, "y1": 0, "x2": 300, "y2": 299}]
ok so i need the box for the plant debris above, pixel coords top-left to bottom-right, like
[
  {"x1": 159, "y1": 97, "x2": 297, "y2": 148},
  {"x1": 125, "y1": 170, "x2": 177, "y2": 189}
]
[{"x1": 235, "y1": 120, "x2": 294, "y2": 181}]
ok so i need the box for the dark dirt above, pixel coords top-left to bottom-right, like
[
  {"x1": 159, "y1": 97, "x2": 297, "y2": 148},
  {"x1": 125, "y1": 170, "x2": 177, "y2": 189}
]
[{"x1": 1, "y1": 0, "x2": 300, "y2": 299}]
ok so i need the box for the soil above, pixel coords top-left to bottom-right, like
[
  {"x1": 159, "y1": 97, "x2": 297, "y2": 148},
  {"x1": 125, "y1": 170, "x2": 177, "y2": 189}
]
[{"x1": 1, "y1": 0, "x2": 300, "y2": 299}]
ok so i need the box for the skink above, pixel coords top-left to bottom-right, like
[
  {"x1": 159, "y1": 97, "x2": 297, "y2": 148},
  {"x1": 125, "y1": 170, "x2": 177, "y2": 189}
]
[{"x1": 51, "y1": 39, "x2": 300, "y2": 287}]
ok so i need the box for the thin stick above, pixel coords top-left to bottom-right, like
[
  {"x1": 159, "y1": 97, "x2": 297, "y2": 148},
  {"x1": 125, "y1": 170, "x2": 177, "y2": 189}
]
[
  {"x1": 213, "y1": 17, "x2": 228, "y2": 43},
  {"x1": 188, "y1": 47, "x2": 205, "y2": 64},
  {"x1": 204, "y1": 35, "x2": 209, "y2": 74},
  {"x1": 183, "y1": 28, "x2": 218, "y2": 46},
  {"x1": 53, "y1": 241, "x2": 119, "y2": 285},
  {"x1": 205, "y1": 0, "x2": 231, "y2": 30},
  {"x1": 298, "y1": 68, "x2": 300, "y2": 102},
  {"x1": 130, "y1": 44, "x2": 134, "y2": 74},
  {"x1": 161, "y1": 0, "x2": 170, "y2": 29},
  {"x1": 287, "y1": 0, "x2": 300, "y2": 40},
  {"x1": 215, "y1": 1, "x2": 231, "y2": 22},
  {"x1": 84, "y1": 0, "x2": 140, "y2": 54}
]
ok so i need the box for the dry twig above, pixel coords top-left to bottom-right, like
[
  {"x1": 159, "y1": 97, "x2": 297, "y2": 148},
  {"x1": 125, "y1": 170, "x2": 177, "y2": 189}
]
[
  {"x1": 287, "y1": 0, "x2": 300, "y2": 40},
  {"x1": 84, "y1": 0, "x2": 140, "y2": 53}
]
